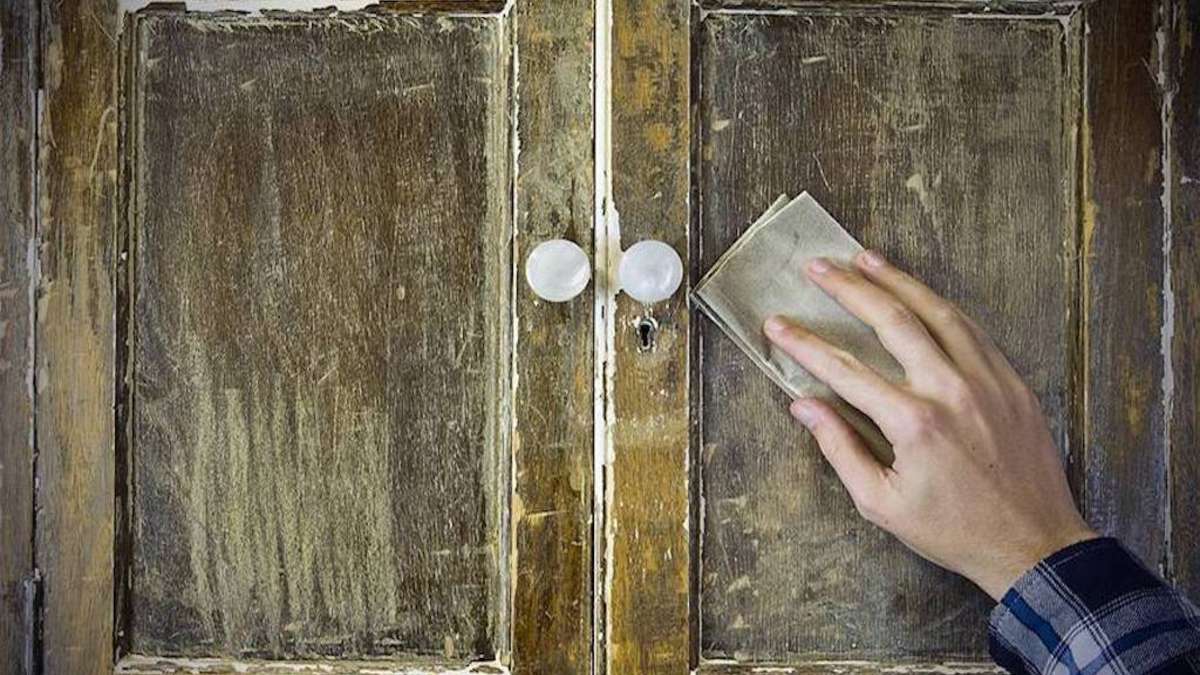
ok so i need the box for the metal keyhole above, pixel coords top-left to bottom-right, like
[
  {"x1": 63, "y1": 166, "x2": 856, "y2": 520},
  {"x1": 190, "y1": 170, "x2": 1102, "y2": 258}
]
[{"x1": 636, "y1": 317, "x2": 658, "y2": 352}]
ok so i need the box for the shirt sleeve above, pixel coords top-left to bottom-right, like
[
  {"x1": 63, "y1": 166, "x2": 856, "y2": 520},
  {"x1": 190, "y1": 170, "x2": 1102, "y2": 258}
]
[{"x1": 988, "y1": 537, "x2": 1200, "y2": 674}]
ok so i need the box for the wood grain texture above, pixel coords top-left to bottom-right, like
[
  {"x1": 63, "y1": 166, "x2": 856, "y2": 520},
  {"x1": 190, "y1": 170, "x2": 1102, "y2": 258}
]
[
  {"x1": 508, "y1": 1, "x2": 596, "y2": 673},
  {"x1": 376, "y1": 1, "x2": 507, "y2": 10},
  {"x1": 1080, "y1": 0, "x2": 1169, "y2": 569},
  {"x1": 116, "y1": 654, "x2": 508, "y2": 674},
  {"x1": 0, "y1": 0, "x2": 37, "y2": 670},
  {"x1": 35, "y1": 0, "x2": 120, "y2": 671},
  {"x1": 126, "y1": 13, "x2": 510, "y2": 659},
  {"x1": 697, "y1": 13, "x2": 1076, "y2": 661},
  {"x1": 1169, "y1": 0, "x2": 1200, "y2": 599},
  {"x1": 700, "y1": 0, "x2": 1081, "y2": 11},
  {"x1": 698, "y1": 661, "x2": 1001, "y2": 674},
  {"x1": 608, "y1": 0, "x2": 693, "y2": 673}
]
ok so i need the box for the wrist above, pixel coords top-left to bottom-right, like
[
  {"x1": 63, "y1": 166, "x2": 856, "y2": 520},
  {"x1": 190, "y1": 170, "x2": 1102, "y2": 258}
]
[{"x1": 974, "y1": 527, "x2": 1099, "y2": 600}]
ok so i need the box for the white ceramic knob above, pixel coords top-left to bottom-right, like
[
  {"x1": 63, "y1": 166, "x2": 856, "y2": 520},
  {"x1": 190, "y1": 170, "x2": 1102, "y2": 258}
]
[
  {"x1": 618, "y1": 240, "x2": 683, "y2": 304},
  {"x1": 525, "y1": 239, "x2": 591, "y2": 302}
]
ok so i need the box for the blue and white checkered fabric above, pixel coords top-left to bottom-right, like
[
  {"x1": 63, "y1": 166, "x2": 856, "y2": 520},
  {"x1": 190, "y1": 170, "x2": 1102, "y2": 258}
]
[{"x1": 989, "y1": 538, "x2": 1200, "y2": 675}]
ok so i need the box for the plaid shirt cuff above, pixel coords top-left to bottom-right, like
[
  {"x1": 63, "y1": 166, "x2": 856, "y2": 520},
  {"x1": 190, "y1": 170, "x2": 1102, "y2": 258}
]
[{"x1": 988, "y1": 537, "x2": 1200, "y2": 674}]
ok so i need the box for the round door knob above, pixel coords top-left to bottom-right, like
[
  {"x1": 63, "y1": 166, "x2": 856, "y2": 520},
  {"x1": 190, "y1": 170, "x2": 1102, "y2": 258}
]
[
  {"x1": 525, "y1": 239, "x2": 591, "y2": 302},
  {"x1": 618, "y1": 240, "x2": 683, "y2": 304}
]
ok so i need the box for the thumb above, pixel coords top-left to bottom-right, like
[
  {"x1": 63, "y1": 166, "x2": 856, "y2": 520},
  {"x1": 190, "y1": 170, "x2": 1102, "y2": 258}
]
[{"x1": 790, "y1": 398, "x2": 890, "y2": 517}]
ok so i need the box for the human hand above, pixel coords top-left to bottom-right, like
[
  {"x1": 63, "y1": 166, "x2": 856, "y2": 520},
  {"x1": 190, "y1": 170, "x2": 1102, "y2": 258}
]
[{"x1": 763, "y1": 250, "x2": 1096, "y2": 600}]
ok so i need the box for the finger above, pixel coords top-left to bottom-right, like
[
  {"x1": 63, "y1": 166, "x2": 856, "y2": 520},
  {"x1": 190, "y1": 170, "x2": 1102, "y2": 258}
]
[
  {"x1": 854, "y1": 250, "x2": 1017, "y2": 380},
  {"x1": 790, "y1": 397, "x2": 893, "y2": 518},
  {"x1": 804, "y1": 257, "x2": 954, "y2": 379},
  {"x1": 765, "y1": 316, "x2": 917, "y2": 433}
]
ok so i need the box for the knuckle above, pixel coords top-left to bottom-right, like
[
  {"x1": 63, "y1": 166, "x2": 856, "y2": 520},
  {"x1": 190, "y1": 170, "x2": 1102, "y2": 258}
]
[
  {"x1": 824, "y1": 348, "x2": 861, "y2": 374},
  {"x1": 931, "y1": 302, "x2": 966, "y2": 329},
  {"x1": 902, "y1": 402, "x2": 942, "y2": 438},
  {"x1": 941, "y1": 376, "x2": 978, "y2": 411},
  {"x1": 880, "y1": 304, "x2": 921, "y2": 332}
]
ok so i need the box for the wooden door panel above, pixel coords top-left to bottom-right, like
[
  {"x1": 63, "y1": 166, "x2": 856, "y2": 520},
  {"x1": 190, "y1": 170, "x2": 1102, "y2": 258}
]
[
  {"x1": 696, "y1": 12, "x2": 1075, "y2": 660},
  {"x1": 606, "y1": 0, "x2": 1195, "y2": 672},
  {"x1": 32, "y1": 0, "x2": 595, "y2": 671},
  {"x1": 127, "y1": 13, "x2": 509, "y2": 659}
]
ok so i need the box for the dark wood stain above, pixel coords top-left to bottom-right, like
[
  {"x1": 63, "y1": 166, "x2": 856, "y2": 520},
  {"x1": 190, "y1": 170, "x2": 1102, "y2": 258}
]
[
  {"x1": 127, "y1": 13, "x2": 510, "y2": 659},
  {"x1": 509, "y1": 0, "x2": 596, "y2": 673},
  {"x1": 609, "y1": 1, "x2": 693, "y2": 673},
  {"x1": 1169, "y1": 0, "x2": 1200, "y2": 599},
  {"x1": 36, "y1": 0, "x2": 120, "y2": 671},
  {"x1": 0, "y1": 0, "x2": 37, "y2": 670},
  {"x1": 1081, "y1": 0, "x2": 1169, "y2": 568},
  {"x1": 697, "y1": 13, "x2": 1074, "y2": 661}
]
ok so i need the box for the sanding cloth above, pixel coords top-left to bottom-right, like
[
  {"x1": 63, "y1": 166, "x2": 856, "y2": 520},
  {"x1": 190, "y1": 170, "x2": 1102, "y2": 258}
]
[{"x1": 692, "y1": 192, "x2": 902, "y2": 463}]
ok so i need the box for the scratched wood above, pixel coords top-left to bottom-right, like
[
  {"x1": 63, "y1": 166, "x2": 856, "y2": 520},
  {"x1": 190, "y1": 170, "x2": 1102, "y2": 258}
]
[
  {"x1": 1169, "y1": 0, "x2": 1200, "y2": 599},
  {"x1": 126, "y1": 13, "x2": 511, "y2": 659},
  {"x1": 701, "y1": 0, "x2": 1080, "y2": 10},
  {"x1": 608, "y1": 0, "x2": 693, "y2": 673},
  {"x1": 698, "y1": 661, "x2": 1001, "y2": 674},
  {"x1": 508, "y1": 1, "x2": 596, "y2": 674},
  {"x1": 696, "y1": 13, "x2": 1077, "y2": 661},
  {"x1": 115, "y1": 655, "x2": 508, "y2": 674},
  {"x1": 378, "y1": 1, "x2": 506, "y2": 9},
  {"x1": 0, "y1": 0, "x2": 37, "y2": 670},
  {"x1": 1080, "y1": 0, "x2": 1169, "y2": 570},
  {"x1": 35, "y1": 0, "x2": 120, "y2": 671}
]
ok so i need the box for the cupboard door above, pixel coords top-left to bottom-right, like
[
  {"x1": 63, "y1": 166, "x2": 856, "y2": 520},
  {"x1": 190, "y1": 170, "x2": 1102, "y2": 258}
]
[
  {"x1": 127, "y1": 12, "x2": 512, "y2": 660},
  {"x1": 33, "y1": 1, "x2": 594, "y2": 673},
  {"x1": 695, "y1": 9, "x2": 1071, "y2": 662},
  {"x1": 605, "y1": 0, "x2": 1197, "y2": 672}
]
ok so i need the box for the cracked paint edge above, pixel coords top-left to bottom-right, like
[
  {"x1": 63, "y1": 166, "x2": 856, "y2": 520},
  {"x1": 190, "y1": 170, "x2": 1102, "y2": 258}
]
[{"x1": 1155, "y1": 0, "x2": 1176, "y2": 581}]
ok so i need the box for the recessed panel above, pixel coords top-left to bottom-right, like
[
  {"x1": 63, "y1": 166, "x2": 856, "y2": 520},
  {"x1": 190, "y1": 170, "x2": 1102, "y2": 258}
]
[
  {"x1": 697, "y1": 13, "x2": 1076, "y2": 660},
  {"x1": 130, "y1": 14, "x2": 510, "y2": 659}
]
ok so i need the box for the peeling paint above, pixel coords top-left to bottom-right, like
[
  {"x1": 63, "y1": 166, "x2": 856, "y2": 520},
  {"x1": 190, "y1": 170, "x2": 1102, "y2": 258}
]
[
  {"x1": 1156, "y1": 0, "x2": 1176, "y2": 579},
  {"x1": 703, "y1": 3, "x2": 1080, "y2": 21},
  {"x1": 504, "y1": 9, "x2": 521, "y2": 663},
  {"x1": 118, "y1": 0, "x2": 508, "y2": 17},
  {"x1": 593, "y1": 0, "x2": 616, "y2": 669}
]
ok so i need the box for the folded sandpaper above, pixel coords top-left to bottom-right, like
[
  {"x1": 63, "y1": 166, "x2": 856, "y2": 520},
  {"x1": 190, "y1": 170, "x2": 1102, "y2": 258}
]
[{"x1": 692, "y1": 192, "x2": 901, "y2": 463}]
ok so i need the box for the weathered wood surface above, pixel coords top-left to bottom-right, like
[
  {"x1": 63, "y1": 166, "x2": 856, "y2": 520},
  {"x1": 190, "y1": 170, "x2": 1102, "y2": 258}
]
[
  {"x1": 116, "y1": 654, "x2": 508, "y2": 674},
  {"x1": 699, "y1": 0, "x2": 1080, "y2": 11},
  {"x1": 378, "y1": 1, "x2": 506, "y2": 10},
  {"x1": 0, "y1": 0, "x2": 38, "y2": 670},
  {"x1": 1080, "y1": 0, "x2": 1170, "y2": 570},
  {"x1": 127, "y1": 13, "x2": 510, "y2": 659},
  {"x1": 698, "y1": 661, "x2": 1001, "y2": 674},
  {"x1": 1169, "y1": 0, "x2": 1200, "y2": 599},
  {"x1": 696, "y1": 13, "x2": 1075, "y2": 661},
  {"x1": 508, "y1": 1, "x2": 596, "y2": 673},
  {"x1": 608, "y1": 0, "x2": 693, "y2": 673},
  {"x1": 36, "y1": 0, "x2": 120, "y2": 671}
]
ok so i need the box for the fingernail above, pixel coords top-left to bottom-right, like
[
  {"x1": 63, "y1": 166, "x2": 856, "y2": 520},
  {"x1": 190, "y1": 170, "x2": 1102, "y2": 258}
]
[
  {"x1": 807, "y1": 258, "x2": 832, "y2": 275},
  {"x1": 790, "y1": 399, "x2": 818, "y2": 426},
  {"x1": 859, "y1": 250, "x2": 886, "y2": 268},
  {"x1": 763, "y1": 315, "x2": 788, "y2": 336}
]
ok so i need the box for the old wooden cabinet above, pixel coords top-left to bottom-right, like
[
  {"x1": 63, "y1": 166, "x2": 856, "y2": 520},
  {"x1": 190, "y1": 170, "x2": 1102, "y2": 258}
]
[{"x1": 1, "y1": 0, "x2": 1197, "y2": 673}]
